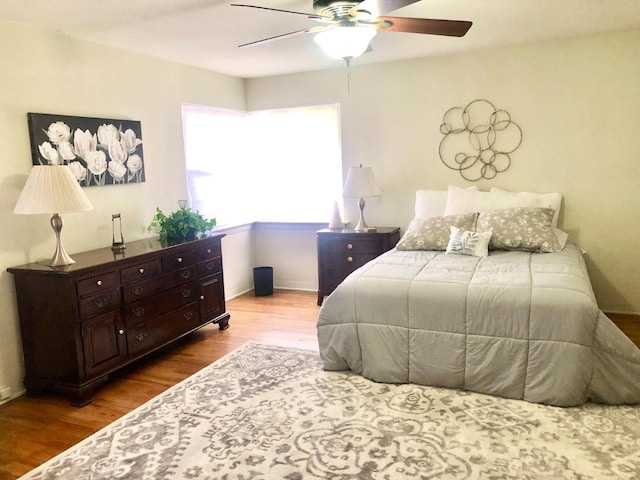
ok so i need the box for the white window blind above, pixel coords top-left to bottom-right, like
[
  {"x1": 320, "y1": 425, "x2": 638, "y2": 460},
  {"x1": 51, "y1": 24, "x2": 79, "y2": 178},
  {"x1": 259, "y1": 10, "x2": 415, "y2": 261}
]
[{"x1": 182, "y1": 104, "x2": 342, "y2": 225}]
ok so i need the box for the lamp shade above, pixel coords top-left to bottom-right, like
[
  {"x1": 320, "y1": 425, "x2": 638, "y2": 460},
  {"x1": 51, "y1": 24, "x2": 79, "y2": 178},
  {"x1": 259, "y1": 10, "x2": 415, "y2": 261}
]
[
  {"x1": 14, "y1": 165, "x2": 93, "y2": 215},
  {"x1": 343, "y1": 164, "x2": 381, "y2": 198},
  {"x1": 314, "y1": 26, "x2": 376, "y2": 59}
]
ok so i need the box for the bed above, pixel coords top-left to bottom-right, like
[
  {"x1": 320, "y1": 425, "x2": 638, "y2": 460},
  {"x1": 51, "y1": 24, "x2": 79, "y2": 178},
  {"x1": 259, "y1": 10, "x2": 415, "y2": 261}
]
[{"x1": 317, "y1": 186, "x2": 640, "y2": 406}]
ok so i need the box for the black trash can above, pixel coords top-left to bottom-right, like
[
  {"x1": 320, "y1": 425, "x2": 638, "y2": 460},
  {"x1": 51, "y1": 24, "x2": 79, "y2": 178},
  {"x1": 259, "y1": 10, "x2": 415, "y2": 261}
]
[{"x1": 253, "y1": 266, "x2": 273, "y2": 296}]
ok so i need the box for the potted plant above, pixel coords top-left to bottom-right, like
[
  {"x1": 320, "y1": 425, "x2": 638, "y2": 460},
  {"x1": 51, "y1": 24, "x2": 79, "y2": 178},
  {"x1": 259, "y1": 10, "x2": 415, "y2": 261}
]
[{"x1": 148, "y1": 206, "x2": 216, "y2": 245}]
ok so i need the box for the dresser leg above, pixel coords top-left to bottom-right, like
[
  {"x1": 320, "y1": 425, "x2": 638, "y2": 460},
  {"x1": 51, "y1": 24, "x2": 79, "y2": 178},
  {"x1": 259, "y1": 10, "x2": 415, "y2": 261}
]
[{"x1": 217, "y1": 314, "x2": 230, "y2": 331}]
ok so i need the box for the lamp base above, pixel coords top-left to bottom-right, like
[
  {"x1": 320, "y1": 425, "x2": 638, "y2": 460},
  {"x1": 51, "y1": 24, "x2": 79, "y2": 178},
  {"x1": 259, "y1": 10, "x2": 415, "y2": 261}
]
[
  {"x1": 48, "y1": 213, "x2": 75, "y2": 267},
  {"x1": 353, "y1": 197, "x2": 369, "y2": 232}
]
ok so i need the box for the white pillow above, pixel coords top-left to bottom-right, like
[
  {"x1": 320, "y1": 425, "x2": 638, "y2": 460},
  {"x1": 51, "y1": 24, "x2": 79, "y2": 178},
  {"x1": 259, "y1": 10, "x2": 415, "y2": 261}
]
[
  {"x1": 415, "y1": 186, "x2": 478, "y2": 219},
  {"x1": 444, "y1": 185, "x2": 568, "y2": 249},
  {"x1": 446, "y1": 226, "x2": 492, "y2": 257},
  {"x1": 489, "y1": 187, "x2": 562, "y2": 227}
]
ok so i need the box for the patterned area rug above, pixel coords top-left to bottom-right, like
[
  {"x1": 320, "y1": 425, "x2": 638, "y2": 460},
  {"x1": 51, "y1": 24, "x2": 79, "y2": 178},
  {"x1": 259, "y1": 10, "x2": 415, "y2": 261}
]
[{"x1": 21, "y1": 343, "x2": 640, "y2": 479}]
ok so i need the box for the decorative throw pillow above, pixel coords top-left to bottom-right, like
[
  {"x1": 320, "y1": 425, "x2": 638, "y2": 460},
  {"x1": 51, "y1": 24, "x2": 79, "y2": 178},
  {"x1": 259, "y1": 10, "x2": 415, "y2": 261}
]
[
  {"x1": 446, "y1": 226, "x2": 492, "y2": 257},
  {"x1": 476, "y1": 207, "x2": 561, "y2": 253},
  {"x1": 396, "y1": 212, "x2": 478, "y2": 251}
]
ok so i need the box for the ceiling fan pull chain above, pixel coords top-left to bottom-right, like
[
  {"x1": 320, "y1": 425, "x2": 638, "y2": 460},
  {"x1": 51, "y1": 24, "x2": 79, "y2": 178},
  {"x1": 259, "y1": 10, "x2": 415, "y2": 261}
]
[{"x1": 343, "y1": 56, "x2": 352, "y2": 95}]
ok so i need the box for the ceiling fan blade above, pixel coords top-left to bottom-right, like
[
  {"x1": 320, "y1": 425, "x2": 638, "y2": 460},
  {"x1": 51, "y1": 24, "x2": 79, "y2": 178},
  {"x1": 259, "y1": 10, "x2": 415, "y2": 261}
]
[
  {"x1": 237, "y1": 26, "x2": 327, "y2": 48},
  {"x1": 230, "y1": 4, "x2": 331, "y2": 21},
  {"x1": 376, "y1": 17, "x2": 472, "y2": 37},
  {"x1": 349, "y1": 0, "x2": 420, "y2": 18}
]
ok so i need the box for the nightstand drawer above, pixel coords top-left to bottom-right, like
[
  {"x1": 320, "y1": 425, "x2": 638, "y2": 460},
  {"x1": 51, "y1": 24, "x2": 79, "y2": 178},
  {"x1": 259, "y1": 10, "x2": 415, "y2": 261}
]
[
  {"x1": 324, "y1": 252, "x2": 378, "y2": 271},
  {"x1": 322, "y1": 237, "x2": 383, "y2": 254}
]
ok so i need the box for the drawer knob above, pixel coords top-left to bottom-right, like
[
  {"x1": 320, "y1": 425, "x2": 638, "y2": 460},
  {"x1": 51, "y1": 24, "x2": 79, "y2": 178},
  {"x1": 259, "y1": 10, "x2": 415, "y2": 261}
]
[
  {"x1": 96, "y1": 280, "x2": 103, "y2": 286},
  {"x1": 347, "y1": 243, "x2": 353, "y2": 249},
  {"x1": 138, "y1": 268, "x2": 145, "y2": 274},
  {"x1": 177, "y1": 257, "x2": 183, "y2": 263},
  {"x1": 200, "y1": 295, "x2": 205, "y2": 300},
  {"x1": 118, "y1": 329, "x2": 125, "y2": 335},
  {"x1": 94, "y1": 297, "x2": 108, "y2": 309},
  {"x1": 347, "y1": 256, "x2": 353, "y2": 262},
  {"x1": 207, "y1": 248, "x2": 211, "y2": 253}
]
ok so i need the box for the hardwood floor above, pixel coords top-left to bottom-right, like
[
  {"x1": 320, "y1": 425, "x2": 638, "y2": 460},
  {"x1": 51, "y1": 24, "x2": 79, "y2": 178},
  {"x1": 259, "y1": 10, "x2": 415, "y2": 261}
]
[
  {"x1": 0, "y1": 290, "x2": 320, "y2": 480},
  {"x1": 0, "y1": 290, "x2": 637, "y2": 479}
]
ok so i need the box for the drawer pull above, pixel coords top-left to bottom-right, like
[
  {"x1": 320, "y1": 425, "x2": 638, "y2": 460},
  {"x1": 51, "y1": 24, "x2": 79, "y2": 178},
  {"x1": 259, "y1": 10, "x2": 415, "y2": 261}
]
[
  {"x1": 347, "y1": 243, "x2": 353, "y2": 249},
  {"x1": 200, "y1": 295, "x2": 205, "y2": 300},
  {"x1": 180, "y1": 270, "x2": 191, "y2": 279},
  {"x1": 135, "y1": 332, "x2": 147, "y2": 343},
  {"x1": 118, "y1": 329, "x2": 125, "y2": 335},
  {"x1": 132, "y1": 286, "x2": 145, "y2": 296},
  {"x1": 347, "y1": 256, "x2": 353, "y2": 262},
  {"x1": 184, "y1": 311, "x2": 194, "y2": 321},
  {"x1": 177, "y1": 257, "x2": 183, "y2": 263},
  {"x1": 207, "y1": 248, "x2": 212, "y2": 253},
  {"x1": 94, "y1": 297, "x2": 108, "y2": 309},
  {"x1": 138, "y1": 268, "x2": 145, "y2": 274},
  {"x1": 206, "y1": 262, "x2": 215, "y2": 271},
  {"x1": 133, "y1": 307, "x2": 145, "y2": 317},
  {"x1": 181, "y1": 289, "x2": 192, "y2": 298},
  {"x1": 96, "y1": 280, "x2": 103, "y2": 286}
]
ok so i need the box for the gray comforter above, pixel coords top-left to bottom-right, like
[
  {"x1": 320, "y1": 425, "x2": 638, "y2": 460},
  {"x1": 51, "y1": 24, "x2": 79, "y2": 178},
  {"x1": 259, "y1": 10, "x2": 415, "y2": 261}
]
[{"x1": 317, "y1": 244, "x2": 640, "y2": 406}]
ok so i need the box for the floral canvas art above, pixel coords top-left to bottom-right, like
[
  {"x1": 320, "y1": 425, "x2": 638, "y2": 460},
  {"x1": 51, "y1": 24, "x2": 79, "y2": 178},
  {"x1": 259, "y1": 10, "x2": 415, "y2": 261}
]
[{"x1": 27, "y1": 113, "x2": 145, "y2": 186}]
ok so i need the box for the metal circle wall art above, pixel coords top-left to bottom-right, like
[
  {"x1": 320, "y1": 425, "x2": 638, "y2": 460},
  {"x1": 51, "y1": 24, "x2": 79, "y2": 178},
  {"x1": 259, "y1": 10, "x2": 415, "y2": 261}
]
[{"x1": 439, "y1": 99, "x2": 522, "y2": 181}]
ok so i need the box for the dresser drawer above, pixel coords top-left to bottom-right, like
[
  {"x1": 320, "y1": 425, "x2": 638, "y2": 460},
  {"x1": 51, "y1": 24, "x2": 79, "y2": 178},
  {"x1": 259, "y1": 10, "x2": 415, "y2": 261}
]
[
  {"x1": 126, "y1": 302, "x2": 201, "y2": 357},
  {"x1": 161, "y1": 250, "x2": 195, "y2": 272},
  {"x1": 196, "y1": 241, "x2": 221, "y2": 261},
  {"x1": 120, "y1": 259, "x2": 161, "y2": 284},
  {"x1": 124, "y1": 281, "x2": 198, "y2": 326},
  {"x1": 76, "y1": 272, "x2": 118, "y2": 297},
  {"x1": 197, "y1": 256, "x2": 222, "y2": 277},
  {"x1": 78, "y1": 289, "x2": 120, "y2": 319},
  {"x1": 122, "y1": 266, "x2": 195, "y2": 303}
]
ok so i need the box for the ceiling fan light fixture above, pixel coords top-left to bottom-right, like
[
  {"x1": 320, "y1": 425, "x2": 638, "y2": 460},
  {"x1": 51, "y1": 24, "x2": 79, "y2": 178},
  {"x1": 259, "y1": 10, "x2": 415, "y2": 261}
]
[{"x1": 314, "y1": 25, "x2": 376, "y2": 59}]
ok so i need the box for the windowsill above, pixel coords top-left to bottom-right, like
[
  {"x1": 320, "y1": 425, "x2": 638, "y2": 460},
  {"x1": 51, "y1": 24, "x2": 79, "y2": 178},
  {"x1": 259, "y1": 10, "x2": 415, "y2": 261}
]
[{"x1": 211, "y1": 221, "x2": 329, "y2": 234}]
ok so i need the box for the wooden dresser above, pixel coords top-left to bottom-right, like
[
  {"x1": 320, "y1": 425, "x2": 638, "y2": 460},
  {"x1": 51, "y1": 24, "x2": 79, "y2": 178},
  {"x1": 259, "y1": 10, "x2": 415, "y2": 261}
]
[
  {"x1": 316, "y1": 227, "x2": 401, "y2": 306},
  {"x1": 7, "y1": 234, "x2": 229, "y2": 406}
]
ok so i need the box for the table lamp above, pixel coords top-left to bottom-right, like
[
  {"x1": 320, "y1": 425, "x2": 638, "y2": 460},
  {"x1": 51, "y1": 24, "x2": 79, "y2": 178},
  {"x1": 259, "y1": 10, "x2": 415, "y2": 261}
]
[
  {"x1": 342, "y1": 164, "x2": 380, "y2": 232},
  {"x1": 14, "y1": 165, "x2": 94, "y2": 266}
]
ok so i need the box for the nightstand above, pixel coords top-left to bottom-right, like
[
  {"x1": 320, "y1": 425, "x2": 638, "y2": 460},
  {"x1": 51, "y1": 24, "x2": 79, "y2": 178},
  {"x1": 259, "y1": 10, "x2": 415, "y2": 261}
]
[{"x1": 316, "y1": 227, "x2": 401, "y2": 306}]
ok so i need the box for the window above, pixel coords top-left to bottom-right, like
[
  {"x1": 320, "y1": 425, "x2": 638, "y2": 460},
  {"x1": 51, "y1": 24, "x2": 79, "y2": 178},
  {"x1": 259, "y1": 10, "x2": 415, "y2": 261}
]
[{"x1": 182, "y1": 104, "x2": 342, "y2": 225}]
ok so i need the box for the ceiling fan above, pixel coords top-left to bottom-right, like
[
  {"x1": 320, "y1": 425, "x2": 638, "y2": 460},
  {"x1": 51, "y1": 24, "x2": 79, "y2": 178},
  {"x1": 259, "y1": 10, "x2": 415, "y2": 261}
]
[{"x1": 231, "y1": 0, "x2": 472, "y2": 59}]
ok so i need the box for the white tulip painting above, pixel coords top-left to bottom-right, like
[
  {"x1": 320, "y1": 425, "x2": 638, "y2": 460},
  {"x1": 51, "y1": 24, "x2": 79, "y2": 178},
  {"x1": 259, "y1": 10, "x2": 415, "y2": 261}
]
[{"x1": 28, "y1": 113, "x2": 145, "y2": 186}]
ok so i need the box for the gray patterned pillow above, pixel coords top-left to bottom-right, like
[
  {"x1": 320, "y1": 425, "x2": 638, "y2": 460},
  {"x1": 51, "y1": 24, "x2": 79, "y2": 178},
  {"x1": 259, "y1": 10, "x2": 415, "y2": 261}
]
[
  {"x1": 476, "y1": 207, "x2": 561, "y2": 253},
  {"x1": 396, "y1": 212, "x2": 478, "y2": 251}
]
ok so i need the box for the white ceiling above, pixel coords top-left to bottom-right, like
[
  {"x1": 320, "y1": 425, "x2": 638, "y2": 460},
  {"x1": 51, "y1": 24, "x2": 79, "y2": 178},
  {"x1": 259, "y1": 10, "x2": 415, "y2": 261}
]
[{"x1": 1, "y1": 0, "x2": 640, "y2": 78}]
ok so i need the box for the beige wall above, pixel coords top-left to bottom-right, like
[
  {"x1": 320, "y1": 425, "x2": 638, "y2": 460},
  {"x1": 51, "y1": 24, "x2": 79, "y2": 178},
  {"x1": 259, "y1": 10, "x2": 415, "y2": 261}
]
[
  {"x1": 0, "y1": 20, "x2": 246, "y2": 401},
  {"x1": 246, "y1": 29, "x2": 640, "y2": 316}
]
